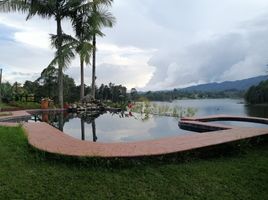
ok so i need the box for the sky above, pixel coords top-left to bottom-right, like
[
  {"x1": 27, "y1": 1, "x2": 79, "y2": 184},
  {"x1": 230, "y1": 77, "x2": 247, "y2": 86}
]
[{"x1": 0, "y1": 0, "x2": 268, "y2": 91}]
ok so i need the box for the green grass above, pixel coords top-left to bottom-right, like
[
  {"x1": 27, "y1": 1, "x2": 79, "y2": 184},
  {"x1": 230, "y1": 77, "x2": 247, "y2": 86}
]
[
  {"x1": 0, "y1": 101, "x2": 40, "y2": 110},
  {"x1": 0, "y1": 126, "x2": 267, "y2": 200},
  {"x1": 0, "y1": 102, "x2": 17, "y2": 109},
  {"x1": 9, "y1": 101, "x2": 40, "y2": 109}
]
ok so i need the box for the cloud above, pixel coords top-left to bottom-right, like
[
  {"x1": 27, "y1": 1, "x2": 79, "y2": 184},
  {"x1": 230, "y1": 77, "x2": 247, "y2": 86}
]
[
  {"x1": 66, "y1": 43, "x2": 155, "y2": 89},
  {"x1": 144, "y1": 15, "x2": 268, "y2": 90},
  {"x1": 66, "y1": 61, "x2": 153, "y2": 90},
  {"x1": 1, "y1": 0, "x2": 268, "y2": 91},
  {"x1": 10, "y1": 72, "x2": 32, "y2": 76},
  {"x1": 0, "y1": 11, "x2": 155, "y2": 89}
]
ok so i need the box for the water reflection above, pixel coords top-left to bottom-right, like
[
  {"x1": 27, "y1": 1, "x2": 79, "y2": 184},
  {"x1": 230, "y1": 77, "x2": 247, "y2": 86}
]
[
  {"x1": 58, "y1": 112, "x2": 64, "y2": 131},
  {"x1": 78, "y1": 111, "x2": 152, "y2": 142},
  {"x1": 80, "y1": 117, "x2": 97, "y2": 141},
  {"x1": 92, "y1": 120, "x2": 97, "y2": 142},
  {"x1": 245, "y1": 105, "x2": 268, "y2": 118},
  {"x1": 81, "y1": 118, "x2": 85, "y2": 140},
  {"x1": 30, "y1": 110, "x2": 188, "y2": 142},
  {"x1": 76, "y1": 112, "x2": 103, "y2": 142},
  {"x1": 27, "y1": 99, "x2": 268, "y2": 143}
]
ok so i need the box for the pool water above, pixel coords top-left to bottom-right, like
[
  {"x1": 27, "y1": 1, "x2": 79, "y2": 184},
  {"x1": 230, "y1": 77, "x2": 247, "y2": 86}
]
[{"x1": 28, "y1": 111, "x2": 192, "y2": 143}]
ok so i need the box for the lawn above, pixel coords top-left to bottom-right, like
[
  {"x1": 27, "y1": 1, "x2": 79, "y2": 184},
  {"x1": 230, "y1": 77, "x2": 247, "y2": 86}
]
[
  {"x1": 0, "y1": 102, "x2": 17, "y2": 110},
  {"x1": 8, "y1": 101, "x2": 40, "y2": 109},
  {"x1": 0, "y1": 126, "x2": 267, "y2": 200},
  {"x1": 0, "y1": 102, "x2": 40, "y2": 111}
]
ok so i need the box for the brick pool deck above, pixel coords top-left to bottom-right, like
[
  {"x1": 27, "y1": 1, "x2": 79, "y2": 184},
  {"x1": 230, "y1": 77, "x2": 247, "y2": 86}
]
[{"x1": 0, "y1": 111, "x2": 268, "y2": 158}]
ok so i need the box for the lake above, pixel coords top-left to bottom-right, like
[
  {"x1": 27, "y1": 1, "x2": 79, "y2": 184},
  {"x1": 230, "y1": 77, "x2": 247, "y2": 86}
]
[
  {"x1": 28, "y1": 99, "x2": 268, "y2": 143},
  {"x1": 163, "y1": 98, "x2": 268, "y2": 118}
]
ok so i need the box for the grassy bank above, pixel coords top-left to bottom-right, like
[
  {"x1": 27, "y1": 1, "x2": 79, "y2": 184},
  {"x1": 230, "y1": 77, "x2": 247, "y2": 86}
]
[
  {"x1": 8, "y1": 101, "x2": 40, "y2": 109},
  {"x1": 0, "y1": 102, "x2": 40, "y2": 111},
  {"x1": 0, "y1": 102, "x2": 17, "y2": 110},
  {"x1": 0, "y1": 126, "x2": 267, "y2": 200}
]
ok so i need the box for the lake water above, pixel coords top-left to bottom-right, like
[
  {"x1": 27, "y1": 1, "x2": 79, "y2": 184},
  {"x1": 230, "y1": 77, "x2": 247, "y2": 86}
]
[
  {"x1": 157, "y1": 98, "x2": 268, "y2": 118},
  {"x1": 28, "y1": 99, "x2": 268, "y2": 143}
]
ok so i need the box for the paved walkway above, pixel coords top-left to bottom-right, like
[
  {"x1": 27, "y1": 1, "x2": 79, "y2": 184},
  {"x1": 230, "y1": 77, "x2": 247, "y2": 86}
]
[
  {"x1": 0, "y1": 111, "x2": 267, "y2": 158},
  {"x1": 22, "y1": 122, "x2": 268, "y2": 157}
]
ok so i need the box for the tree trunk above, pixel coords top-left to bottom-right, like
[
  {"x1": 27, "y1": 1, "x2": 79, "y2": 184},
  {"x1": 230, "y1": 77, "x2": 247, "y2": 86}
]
[
  {"x1": 91, "y1": 34, "x2": 96, "y2": 99},
  {"x1": 56, "y1": 16, "x2": 64, "y2": 108},
  {"x1": 80, "y1": 56, "x2": 85, "y2": 101}
]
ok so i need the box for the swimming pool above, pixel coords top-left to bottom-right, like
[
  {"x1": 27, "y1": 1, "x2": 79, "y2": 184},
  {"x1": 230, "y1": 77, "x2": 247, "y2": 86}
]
[{"x1": 13, "y1": 111, "x2": 193, "y2": 143}]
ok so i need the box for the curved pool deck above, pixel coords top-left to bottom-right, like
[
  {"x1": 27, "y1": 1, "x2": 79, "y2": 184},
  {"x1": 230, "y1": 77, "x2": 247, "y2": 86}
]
[{"x1": 1, "y1": 111, "x2": 268, "y2": 158}]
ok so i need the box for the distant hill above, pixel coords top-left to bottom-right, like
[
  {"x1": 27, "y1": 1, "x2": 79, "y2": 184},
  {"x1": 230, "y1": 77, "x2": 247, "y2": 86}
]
[{"x1": 180, "y1": 75, "x2": 268, "y2": 92}]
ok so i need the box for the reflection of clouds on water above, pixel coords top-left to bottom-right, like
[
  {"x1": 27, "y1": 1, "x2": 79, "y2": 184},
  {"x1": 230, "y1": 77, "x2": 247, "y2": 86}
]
[
  {"x1": 147, "y1": 116, "x2": 191, "y2": 139},
  {"x1": 61, "y1": 99, "x2": 268, "y2": 142},
  {"x1": 62, "y1": 112, "x2": 187, "y2": 143},
  {"x1": 92, "y1": 113, "x2": 157, "y2": 142},
  {"x1": 63, "y1": 118, "x2": 84, "y2": 140},
  {"x1": 95, "y1": 113, "x2": 150, "y2": 132}
]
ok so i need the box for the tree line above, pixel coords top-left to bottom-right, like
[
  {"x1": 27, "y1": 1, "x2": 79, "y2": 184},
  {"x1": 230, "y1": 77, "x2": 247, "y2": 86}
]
[
  {"x1": 1, "y1": 67, "x2": 129, "y2": 104},
  {"x1": 131, "y1": 89, "x2": 244, "y2": 102},
  {"x1": 245, "y1": 80, "x2": 268, "y2": 104}
]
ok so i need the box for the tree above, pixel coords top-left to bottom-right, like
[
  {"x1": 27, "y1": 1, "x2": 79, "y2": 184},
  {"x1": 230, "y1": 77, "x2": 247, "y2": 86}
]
[
  {"x1": 70, "y1": 7, "x2": 93, "y2": 100},
  {"x1": 36, "y1": 65, "x2": 58, "y2": 99},
  {"x1": 130, "y1": 88, "x2": 138, "y2": 100},
  {"x1": 1, "y1": 82, "x2": 12, "y2": 103},
  {"x1": 89, "y1": 0, "x2": 115, "y2": 99},
  {"x1": 29, "y1": 0, "x2": 82, "y2": 108},
  {"x1": 245, "y1": 80, "x2": 268, "y2": 104},
  {"x1": 0, "y1": 0, "x2": 94, "y2": 108}
]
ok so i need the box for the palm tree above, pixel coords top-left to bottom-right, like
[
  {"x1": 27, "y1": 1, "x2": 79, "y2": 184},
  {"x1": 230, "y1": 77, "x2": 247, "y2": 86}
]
[
  {"x1": 26, "y1": 0, "x2": 82, "y2": 108},
  {"x1": 89, "y1": 0, "x2": 115, "y2": 99},
  {"x1": 69, "y1": 0, "x2": 114, "y2": 101},
  {"x1": 1, "y1": 0, "x2": 72, "y2": 108},
  {"x1": 70, "y1": 10, "x2": 93, "y2": 101},
  {"x1": 0, "y1": 0, "x2": 115, "y2": 104},
  {"x1": 0, "y1": 0, "x2": 90, "y2": 108}
]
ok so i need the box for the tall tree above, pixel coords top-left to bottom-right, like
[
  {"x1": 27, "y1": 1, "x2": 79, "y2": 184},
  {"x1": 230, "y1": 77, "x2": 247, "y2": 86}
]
[
  {"x1": 69, "y1": 0, "x2": 115, "y2": 100},
  {"x1": 27, "y1": 0, "x2": 82, "y2": 108},
  {"x1": 70, "y1": 8, "x2": 93, "y2": 100},
  {"x1": 0, "y1": 0, "x2": 115, "y2": 104},
  {"x1": 89, "y1": 0, "x2": 115, "y2": 99},
  {"x1": 0, "y1": 0, "x2": 89, "y2": 107}
]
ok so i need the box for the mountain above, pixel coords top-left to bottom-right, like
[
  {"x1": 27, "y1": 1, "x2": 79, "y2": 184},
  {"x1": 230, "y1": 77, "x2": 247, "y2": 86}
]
[{"x1": 180, "y1": 75, "x2": 268, "y2": 92}]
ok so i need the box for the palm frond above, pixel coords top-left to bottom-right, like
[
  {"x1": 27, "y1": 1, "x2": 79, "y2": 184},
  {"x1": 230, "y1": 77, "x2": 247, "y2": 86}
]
[
  {"x1": 48, "y1": 44, "x2": 76, "y2": 71},
  {"x1": 77, "y1": 41, "x2": 93, "y2": 64},
  {"x1": 26, "y1": 0, "x2": 57, "y2": 20},
  {"x1": 0, "y1": 0, "x2": 30, "y2": 13},
  {"x1": 50, "y1": 33, "x2": 78, "y2": 49}
]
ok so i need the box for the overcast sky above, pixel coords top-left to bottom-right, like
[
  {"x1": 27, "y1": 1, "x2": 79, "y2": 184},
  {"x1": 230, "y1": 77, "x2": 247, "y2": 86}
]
[{"x1": 0, "y1": 0, "x2": 268, "y2": 91}]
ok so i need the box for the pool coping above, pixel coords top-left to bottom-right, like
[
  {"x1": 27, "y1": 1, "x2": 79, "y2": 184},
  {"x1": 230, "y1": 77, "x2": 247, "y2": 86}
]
[{"x1": 1, "y1": 110, "x2": 268, "y2": 158}]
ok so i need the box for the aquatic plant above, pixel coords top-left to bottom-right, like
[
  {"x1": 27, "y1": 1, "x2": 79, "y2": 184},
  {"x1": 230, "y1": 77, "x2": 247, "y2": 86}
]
[{"x1": 131, "y1": 101, "x2": 198, "y2": 118}]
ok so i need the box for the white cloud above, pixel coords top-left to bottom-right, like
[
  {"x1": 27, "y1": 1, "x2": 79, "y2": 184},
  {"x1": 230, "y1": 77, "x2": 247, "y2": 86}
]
[
  {"x1": 14, "y1": 30, "x2": 50, "y2": 49},
  {"x1": 66, "y1": 43, "x2": 155, "y2": 89}
]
